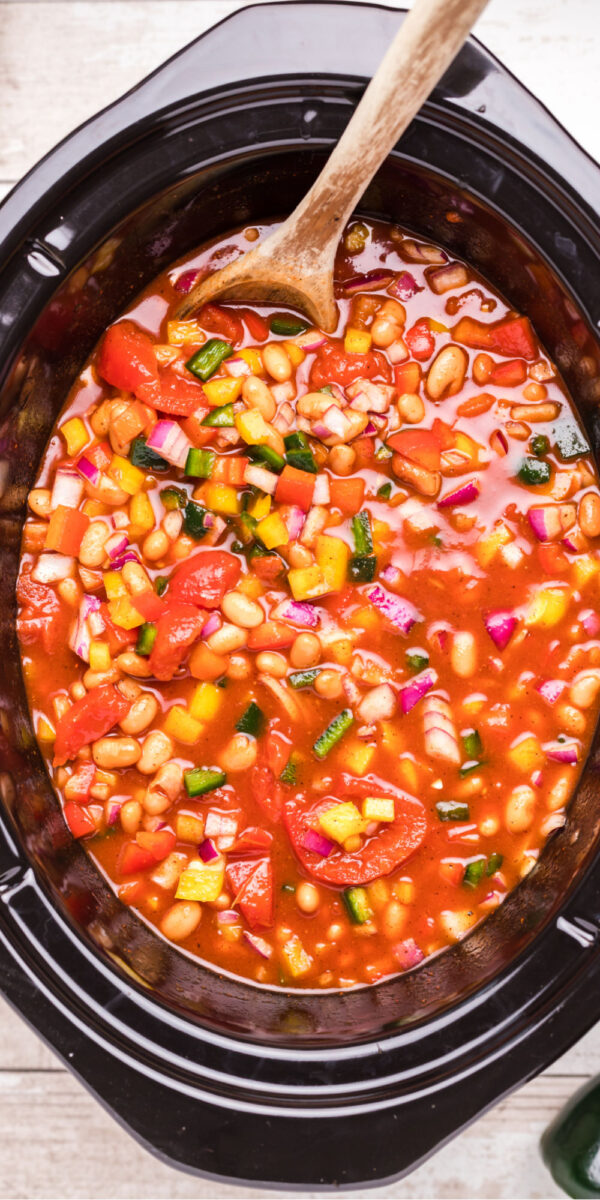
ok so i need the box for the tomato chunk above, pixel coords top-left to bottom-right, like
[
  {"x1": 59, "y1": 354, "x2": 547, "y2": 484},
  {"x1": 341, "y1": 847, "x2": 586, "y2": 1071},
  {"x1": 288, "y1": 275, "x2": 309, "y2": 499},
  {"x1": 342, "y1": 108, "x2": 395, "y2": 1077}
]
[
  {"x1": 250, "y1": 765, "x2": 282, "y2": 822},
  {"x1": 387, "y1": 428, "x2": 442, "y2": 471},
  {"x1": 247, "y1": 620, "x2": 295, "y2": 652},
  {"x1": 232, "y1": 828, "x2": 273, "y2": 855},
  {"x1": 169, "y1": 550, "x2": 241, "y2": 610},
  {"x1": 309, "y1": 341, "x2": 391, "y2": 388},
  {"x1": 54, "y1": 684, "x2": 131, "y2": 766},
  {"x1": 64, "y1": 802, "x2": 96, "y2": 839},
  {"x1": 98, "y1": 321, "x2": 160, "y2": 402},
  {"x1": 16, "y1": 571, "x2": 65, "y2": 654},
  {"x1": 329, "y1": 477, "x2": 365, "y2": 516},
  {"x1": 227, "y1": 857, "x2": 274, "y2": 928},
  {"x1": 199, "y1": 303, "x2": 244, "y2": 345},
  {"x1": 155, "y1": 368, "x2": 207, "y2": 416},
  {"x1": 148, "y1": 605, "x2": 204, "y2": 681}
]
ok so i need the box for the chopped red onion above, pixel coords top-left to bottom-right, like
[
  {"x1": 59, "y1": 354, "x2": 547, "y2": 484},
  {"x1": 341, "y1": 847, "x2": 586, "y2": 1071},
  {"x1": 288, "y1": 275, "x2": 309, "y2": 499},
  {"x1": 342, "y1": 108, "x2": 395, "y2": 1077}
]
[
  {"x1": 531, "y1": 770, "x2": 543, "y2": 788},
  {"x1": 380, "y1": 564, "x2": 402, "y2": 588},
  {"x1": 69, "y1": 594, "x2": 102, "y2": 662},
  {"x1": 429, "y1": 263, "x2": 469, "y2": 294},
  {"x1": 536, "y1": 678, "x2": 566, "y2": 705},
  {"x1": 581, "y1": 609, "x2": 600, "y2": 637},
  {"x1": 294, "y1": 330, "x2": 327, "y2": 352},
  {"x1": 343, "y1": 269, "x2": 394, "y2": 295},
  {"x1": 484, "y1": 609, "x2": 517, "y2": 651},
  {"x1": 217, "y1": 909, "x2": 240, "y2": 925},
  {"x1": 205, "y1": 813, "x2": 238, "y2": 838},
  {"x1": 147, "y1": 419, "x2": 192, "y2": 469},
  {"x1": 51, "y1": 467, "x2": 85, "y2": 511},
  {"x1": 346, "y1": 378, "x2": 395, "y2": 414},
  {"x1": 367, "y1": 585, "x2": 419, "y2": 635},
  {"x1": 313, "y1": 405, "x2": 352, "y2": 441},
  {"x1": 198, "y1": 838, "x2": 219, "y2": 863},
  {"x1": 243, "y1": 931, "x2": 273, "y2": 959},
  {"x1": 303, "y1": 827, "x2": 335, "y2": 857},
  {"x1": 225, "y1": 357, "x2": 251, "y2": 378},
  {"x1": 438, "y1": 479, "x2": 480, "y2": 509},
  {"x1": 528, "y1": 506, "x2": 562, "y2": 542},
  {"x1": 32, "y1": 553, "x2": 75, "y2": 584},
  {"x1": 272, "y1": 599, "x2": 319, "y2": 628},
  {"x1": 76, "y1": 455, "x2": 102, "y2": 487},
  {"x1": 424, "y1": 724, "x2": 460, "y2": 764},
  {"x1": 313, "y1": 475, "x2": 330, "y2": 505},
  {"x1": 387, "y1": 338, "x2": 409, "y2": 364},
  {"x1": 393, "y1": 938, "x2": 425, "y2": 970},
  {"x1": 390, "y1": 272, "x2": 422, "y2": 300},
  {"x1": 111, "y1": 550, "x2": 140, "y2": 571},
  {"x1": 272, "y1": 401, "x2": 295, "y2": 434},
  {"x1": 202, "y1": 612, "x2": 221, "y2": 638},
  {"x1": 243, "y1": 463, "x2": 278, "y2": 495},
  {"x1": 400, "y1": 668, "x2": 438, "y2": 715},
  {"x1": 282, "y1": 505, "x2": 305, "y2": 541},
  {"x1": 271, "y1": 381, "x2": 296, "y2": 406},
  {"x1": 105, "y1": 798, "x2": 124, "y2": 826},
  {"x1": 545, "y1": 740, "x2": 579, "y2": 764},
  {"x1": 175, "y1": 268, "x2": 201, "y2": 293},
  {"x1": 105, "y1": 532, "x2": 130, "y2": 561},
  {"x1": 563, "y1": 528, "x2": 589, "y2": 554}
]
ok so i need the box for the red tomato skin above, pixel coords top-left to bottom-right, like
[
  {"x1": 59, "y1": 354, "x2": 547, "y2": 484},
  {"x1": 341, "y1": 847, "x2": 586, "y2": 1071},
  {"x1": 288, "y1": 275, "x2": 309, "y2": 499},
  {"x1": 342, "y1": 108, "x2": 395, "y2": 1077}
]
[
  {"x1": 64, "y1": 802, "x2": 96, "y2": 839},
  {"x1": 148, "y1": 605, "x2": 204, "y2": 682},
  {"x1": 54, "y1": 685, "x2": 131, "y2": 766},
  {"x1": 98, "y1": 321, "x2": 159, "y2": 401},
  {"x1": 387, "y1": 428, "x2": 442, "y2": 471},
  {"x1": 241, "y1": 309, "x2": 269, "y2": 341},
  {"x1": 169, "y1": 550, "x2": 241, "y2": 609},
  {"x1": 65, "y1": 761, "x2": 96, "y2": 803},
  {"x1": 250, "y1": 765, "x2": 282, "y2": 822},
  {"x1": 489, "y1": 317, "x2": 536, "y2": 360},
  {"x1": 309, "y1": 341, "x2": 391, "y2": 388},
  {"x1": 405, "y1": 319, "x2": 435, "y2": 361},
  {"x1": 232, "y1": 828, "x2": 273, "y2": 855},
  {"x1": 119, "y1": 842, "x2": 156, "y2": 874},
  {"x1": 154, "y1": 368, "x2": 207, "y2": 416},
  {"x1": 236, "y1": 858, "x2": 274, "y2": 929},
  {"x1": 131, "y1": 589, "x2": 166, "y2": 623},
  {"x1": 488, "y1": 358, "x2": 527, "y2": 387},
  {"x1": 199, "y1": 304, "x2": 244, "y2": 345}
]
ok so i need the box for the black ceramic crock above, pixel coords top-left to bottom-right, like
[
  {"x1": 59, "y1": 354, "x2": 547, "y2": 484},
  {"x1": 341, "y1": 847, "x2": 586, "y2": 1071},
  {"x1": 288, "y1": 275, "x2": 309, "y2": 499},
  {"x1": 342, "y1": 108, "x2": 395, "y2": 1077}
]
[{"x1": 1, "y1": 3, "x2": 600, "y2": 1188}]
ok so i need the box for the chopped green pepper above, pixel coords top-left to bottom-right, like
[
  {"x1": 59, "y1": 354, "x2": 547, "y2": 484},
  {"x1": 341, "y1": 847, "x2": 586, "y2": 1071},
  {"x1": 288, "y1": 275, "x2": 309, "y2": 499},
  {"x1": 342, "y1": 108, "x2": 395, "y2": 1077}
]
[
  {"x1": 201, "y1": 402, "x2": 235, "y2": 428},
  {"x1": 530, "y1": 433, "x2": 550, "y2": 458},
  {"x1": 406, "y1": 650, "x2": 429, "y2": 674},
  {"x1": 280, "y1": 752, "x2": 302, "y2": 786},
  {"x1": 289, "y1": 668, "x2": 320, "y2": 689},
  {"x1": 459, "y1": 760, "x2": 482, "y2": 778},
  {"x1": 463, "y1": 858, "x2": 486, "y2": 888},
  {"x1": 486, "y1": 852, "x2": 504, "y2": 876},
  {"x1": 436, "y1": 800, "x2": 470, "y2": 822},
  {"x1": 518, "y1": 456, "x2": 551, "y2": 485},
  {"x1": 186, "y1": 338, "x2": 233, "y2": 381},
  {"x1": 462, "y1": 729, "x2": 483, "y2": 759},
  {"x1": 161, "y1": 486, "x2": 187, "y2": 510},
  {"x1": 183, "y1": 500, "x2": 210, "y2": 539},
  {"x1": 155, "y1": 576, "x2": 168, "y2": 596},
  {"x1": 270, "y1": 314, "x2": 308, "y2": 337},
  {"x1": 375, "y1": 444, "x2": 393, "y2": 461},
  {"x1": 553, "y1": 420, "x2": 590, "y2": 462},
  {"x1": 377, "y1": 482, "x2": 392, "y2": 499},
  {"x1": 343, "y1": 887, "x2": 373, "y2": 925},
  {"x1": 135, "y1": 622, "x2": 157, "y2": 656},
  {"x1": 348, "y1": 554, "x2": 377, "y2": 583},
  {"x1": 313, "y1": 709, "x2": 354, "y2": 759},
  {"x1": 235, "y1": 701, "x2": 264, "y2": 737},
  {"x1": 130, "y1": 437, "x2": 169, "y2": 472},
  {"x1": 185, "y1": 447, "x2": 215, "y2": 477},
  {"x1": 286, "y1": 447, "x2": 318, "y2": 473},
  {"x1": 352, "y1": 510, "x2": 374, "y2": 555},
  {"x1": 184, "y1": 767, "x2": 227, "y2": 797},
  {"x1": 248, "y1": 444, "x2": 285, "y2": 472},
  {"x1": 281, "y1": 882, "x2": 296, "y2": 894}
]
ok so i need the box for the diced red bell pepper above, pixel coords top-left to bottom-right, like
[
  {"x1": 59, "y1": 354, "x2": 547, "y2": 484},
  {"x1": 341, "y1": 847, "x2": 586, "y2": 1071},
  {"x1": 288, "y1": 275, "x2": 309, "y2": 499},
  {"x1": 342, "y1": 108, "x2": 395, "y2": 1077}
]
[
  {"x1": 119, "y1": 842, "x2": 156, "y2": 875},
  {"x1": 65, "y1": 760, "x2": 96, "y2": 803},
  {"x1": 169, "y1": 550, "x2": 241, "y2": 609},
  {"x1": 240, "y1": 308, "x2": 269, "y2": 342},
  {"x1": 387, "y1": 428, "x2": 442, "y2": 471},
  {"x1": 227, "y1": 857, "x2": 274, "y2": 928},
  {"x1": 439, "y1": 860, "x2": 464, "y2": 888},
  {"x1": 136, "y1": 829, "x2": 176, "y2": 862},
  {"x1": 394, "y1": 361, "x2": 422, "y2": 393},
  {"x1": 329, "y1": 477, "x2": 365, "y2": 516},
  {"x1": 247, "y1": 620, "x2": 295, "y2": 651},
  {"x1": 64, "y1": 802, "x2": 96, "y2": 839},
  {"x1": 309, "y1": 341, "x2": 391, "y2": 388},
  {"x1": 131, "y1": 588, "x2": 166, "y2": 623},
  {"x1": 251, "y1": 555, "x2": 285, "y2": 583},
  {"x1": 538, "y1": 543, "x2": 570, "y2": 574},
  {"x1": 199, "y1": 303, "x2": 244, "y2": 345},
  {"x1": 488, "y1": 358, "x2": 527, "y2": 387},
  {"x1": 45, "y1": 505, "x2": 90, "y2": 556},
  {"x1": 265, "y1": 728, "x2": 290, "y2": 777},
  {"x1": 98, "y1": 321, "x2": 160, "y2": 403},
  {"x1": 489, "y1": 316, "x2": 537, "y2": 360},
  {"x1": 181, "y1": 407, "x2": 215, "y2": 447},
  {"x1": 275, "y1": 465, "x2": 315, "y2": 511},
  {"x1": 148, "y1": 604, "x2": 205, "y2": 681},
  {"x1": 54, "y1": 684, "x2": 132, "y2": 766},
  {"x1": 155, "y1": 368, "x2": 208, "y2": 416},
  {"x1": 85, "y1": 442, "x2": 112, "y2": 471},
  {"x1": 100, "y1": 605, "x2": 138, "y2": 654},
  {"x1": 110, "y1": 400, "x2": 151, "y2": 445},
  {"x1": 352, "y1": 436, "x2": 376, "y2": 462},
  {"x1": 250, "y1": 765, "x2": 282, "y2": 822},
  {"x1": 232, "y1": 828, "x2": 273, "y2": 855},
  {"x1": 405, "y1": 319, "x2": 435, "y2": 361},
  {"x1": 211, "y1": 456, "x2": 249, "y2": 486}
]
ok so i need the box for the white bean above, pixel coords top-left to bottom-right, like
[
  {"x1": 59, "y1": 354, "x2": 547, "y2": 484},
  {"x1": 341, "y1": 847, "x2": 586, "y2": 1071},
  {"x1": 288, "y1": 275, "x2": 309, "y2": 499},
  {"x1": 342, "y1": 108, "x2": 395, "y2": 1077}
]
[
  {"x1": 119, "y1": 693, "x2": 158, "y2": 735},
  {"x1": 137, "y1": 731, "x2": 174, "y2": 776},
  {"x1": 92, "y1": 736, "x2": 141, "y2": 769},
  {"x1": 221, "y1": 591, "x2": 264, "y2": 629}
]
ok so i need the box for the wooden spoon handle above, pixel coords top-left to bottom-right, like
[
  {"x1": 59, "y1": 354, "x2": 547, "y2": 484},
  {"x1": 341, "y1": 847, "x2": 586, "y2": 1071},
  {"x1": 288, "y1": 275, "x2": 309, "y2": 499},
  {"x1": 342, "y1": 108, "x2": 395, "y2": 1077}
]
[{"x1": 275, "y1": 0, "x2": 491, "y2": 256}]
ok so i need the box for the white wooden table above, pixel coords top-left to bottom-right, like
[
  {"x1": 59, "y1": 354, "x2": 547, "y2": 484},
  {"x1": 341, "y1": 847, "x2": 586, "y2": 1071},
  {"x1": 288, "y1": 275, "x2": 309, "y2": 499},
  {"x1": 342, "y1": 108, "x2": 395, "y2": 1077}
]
[{"x1": 1, "y1": 1, "x2": 599, "y2": 1195}]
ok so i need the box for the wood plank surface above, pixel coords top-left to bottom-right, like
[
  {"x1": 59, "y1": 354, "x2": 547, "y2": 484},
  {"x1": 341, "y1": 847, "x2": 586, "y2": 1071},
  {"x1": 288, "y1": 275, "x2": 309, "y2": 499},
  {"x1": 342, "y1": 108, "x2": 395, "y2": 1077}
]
[{"x1": 1, "y1": 1, "x2": 600, "y2": 1196}]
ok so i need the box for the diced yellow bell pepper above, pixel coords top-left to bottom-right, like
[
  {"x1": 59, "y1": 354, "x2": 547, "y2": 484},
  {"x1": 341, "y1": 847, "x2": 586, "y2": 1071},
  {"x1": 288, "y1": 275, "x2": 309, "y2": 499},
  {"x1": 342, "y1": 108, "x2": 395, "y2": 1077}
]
[
  {"x1": 154, "y1": 344, "x2": 180, "y2": 367},
  {"x1": 396, "y1": 757, "x2": 420, "y2": 793},
  {"x1": 235, "y1": 409, "x2": 270, "y2": 445},
  {"x1": 129, "y1": 492, "x2": 155, "y2": 534},
  {"x1": 573, "y1": 554, "x2": 600, "y2": 587},
  {"x1": 189, "y1": 682, "x2": 223, "y2": 722},
  {"x1": 428, "y1": 318, "x2": 449, "y2": 334},
  {"x1": 108, "y1": 455, "x2": 145, "y2": 496},
  {"x1": 363, "y1": 797, "x2": 395, "y2": 823},
  {"x1": 104, "y1": 570, "x2": 127, "y2": 601},
  {"x1": 60, "y1": 416, "x2": 89, "y2": 457},
  {"x1": 238, "y1": 347, "x2": 264, "y2": 375},
  {"x1": 352, "y1": 606, "x2": 379, "y2": 632},
  {"x1": 283, "y1": 341, "x2": 305, "y2": 367},
  {"x1": 108, "y1": 596, "x2": 145, "y2": 630},
  {"x1": 287, "y1": 565, "x2": 330, "y2": 601},
  {"x1": 315, "y1": 534, "x2": 350, "y2": 593},
  {"x1": 461, "y1": 692, "x2": 486, "y2": 716},
  {"x1": 176, "y1": 813, "x2": 205, "y2": 844},
  {"x1": 247, "y1": 492, "x2": 271, "y2": 520},
  {"x1": 163, "y1": 706, "x2": 204, "y2": 745},
  {"x1": 525, "y1": 586, "x2": 569, "y2": 628},
  {"x1": 203, "y1": 376, "x2": 243, "y2": 407},
  {"x1": 329, "y1": 638, "x2": 354, "y2": 666},
  {"x1": 167, "y1": 319, "x2": 204, "y2": 346},
  {"x1": 344, "y1": 327, "x2": 372, "y2": 354},
  {"x1": 204, "y1": 482, "x2": 241, "y2": 516},
  {"x1": 237, "y1": 575, "x2": 263, "y2": 599},
  {"x1": 82, "y1": 499, "x2": 108, "y2": 518},
  {"x1": 372, "y1": 519, "x2": 392, "y2": 542},
  {"x1": 366, "y1": 878, "x2": 390, "y2": 908},
  {"x1": 36, "y1": 715, "x2": 56, "y2": 742},
  {"x1": 507, "y1": 734, "x2": 544, "y2": 772},
  {"x1": 319, "y1": 802, "x2": 366, "y2": 844},
  {"x1": 380, "y1": 722, "x2": 404, "y2": 755},
  {"x1": 176, "y1": 857, "x2": 225, "y2": 902},
  {"x1": 454, "y1": 430, "x2": 486, "y2": 466},
  {"x1": 256, "y1": 512, "x2": 289, "y2": 549},
  {"x1": 280, "y1": 935, "x2": 313, "y2": 979},
  {"x1": 476, "y1": 523, "x2": 513, "y2": 568},
  {"x1": 394, "y1": 879, "x2": 415, "y2": 905},
  {"x1": 89, "y1": 641, "x2": 111, "y2": 672},
  {"x1": 340, "y1": 739, "x2": 375, "y2": 776}
]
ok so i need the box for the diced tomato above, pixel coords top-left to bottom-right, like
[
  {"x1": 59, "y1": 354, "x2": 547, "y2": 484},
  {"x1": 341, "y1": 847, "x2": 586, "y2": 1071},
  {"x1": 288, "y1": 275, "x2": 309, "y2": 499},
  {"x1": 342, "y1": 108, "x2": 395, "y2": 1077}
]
[
  {"x1": 352, "y1": 436, "x2": 376, "y2": 462},
  {"x1": 169, "y1": 550, "x2": 241, "y2": 609},
  {"x1": 250, "y1": 765, "x2": 282, "y2": 822},
  {"x1": 251, "y1": 555, "x2": 285, "y2": 583},
  {"x1": 148, "y1": 604, "x2": 205, "y2": 681},
  {"x1": 199, "y1": 303, "x2": 244, "y2": 346},
  {"x1": 488, "y1": 358, "x2": 527, "y2": 387},
  {"x1": 44, "y1": 505, "x2": 90, "y2": 555},
  {"x1": 136, "y1": 829, "x2": 176, "y2": 861},
  {"x1": 65, "y1": 761, "x2": 96, "y2": 803},
  {"x1": 309, "y1": 341, "x2": 391, "y2": 388},
  {"x1": 489, "y1": 316, "x2": 537, "y2": 360},
  {"x1": 131, "y1": 588, "x2": 166, "y2": 622},
  {"x1": 275, "y1": 465, "x2": 315, "y2": 511},
  {"x1": 284, "y1": 776, "x2": 427, "y2": 886},
  {"x1": 154, "y1": 367, "x2": 208, "y2": 416},
  {"x1": 329, "y1": 477, "x2": 365, "y2": 516},
  {"x1": 247, "y1": 621, "x2": 295, "y2": 651},
  {"x1": 405, "y1": 319, "x2": 435, "y2": 361},
  {"x1": 439, "y1": 860, "x2": 464, "y2": 887},
  {"x1": 85, "y1": 442, "x2": 112, "y2": 471},
  {"x1": 64, "y1": 802, "x2": 96, "y2": 839},
  {"x1": 181, "y1": 407, "x2": 215, "y2": 447},
  {"x1": 232, "y1": 828, "x2": 273, "y2": 855},
  {"x1": 54, "y1": 684, "x2": 131, "y2": 766},
  {"x1": 118, "y1": 880, "x2": 144, "y2": 905},
  {"x1": 227, "y1": 857, "x2": 274, "y2": 928},
  {"x1": 387, "y1": 428, "x2": 442, "y2": 471},
  {"x1": 100, "y1": 605, "x2": 138, "y2": 654},
  {"x1": 119, "y1": 842, "x2": 156, "y2": 875},
  {"x1": 189, "y1": 642, "x2": 227, "y2": 681},
  {"x1": 16, "y1": 571, "x2": 65, "y2": 654},
  {"x1": 430, "y1": 418, "x2": 455, "y2": 451},
  {"x1": 265, "y1": 727, "x2": 290, "y2": 777},
  {"x1": 538, "y1": 543, "x2": 570, "y2": 574},
  {"x1": 226, "y1": 859, "x2": 257, "y2": 895},
  {"x1": 240, "y1": 308, "x2": 269, "y2": 342},
  {"x1": 97, "y1": 321, "x2": 160, "y2": 403},
  {"x1": 394, "y1": 361, "x2": 421, "y2": 393},
  {"x1": 110, "y1": 400, "x2": 151, "y2": 445},
  {"x1": 211, "y1": 456, "x2": 248, "y2": 486}
]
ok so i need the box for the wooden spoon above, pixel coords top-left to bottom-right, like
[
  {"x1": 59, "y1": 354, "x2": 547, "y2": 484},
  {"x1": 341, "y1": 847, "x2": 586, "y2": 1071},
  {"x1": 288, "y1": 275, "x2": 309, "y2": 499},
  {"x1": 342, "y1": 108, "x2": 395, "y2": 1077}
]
[{"x1": 177, "y1": 0, "x2": 490, "y2": 329}]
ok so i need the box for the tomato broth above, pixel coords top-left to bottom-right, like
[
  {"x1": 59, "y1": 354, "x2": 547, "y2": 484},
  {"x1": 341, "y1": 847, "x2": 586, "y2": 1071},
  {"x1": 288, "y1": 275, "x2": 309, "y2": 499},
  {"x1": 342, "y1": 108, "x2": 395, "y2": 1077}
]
[{"x1": 16, "y1": 218, "x2": 600, "y2": 989}]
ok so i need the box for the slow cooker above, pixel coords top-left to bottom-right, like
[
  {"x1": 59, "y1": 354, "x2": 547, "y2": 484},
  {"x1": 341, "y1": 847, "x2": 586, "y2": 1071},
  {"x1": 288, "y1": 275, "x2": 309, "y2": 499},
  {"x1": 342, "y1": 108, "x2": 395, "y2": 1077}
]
[{"x1": 1, "y1": 2, "x2": 600, "y2": 1186}]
